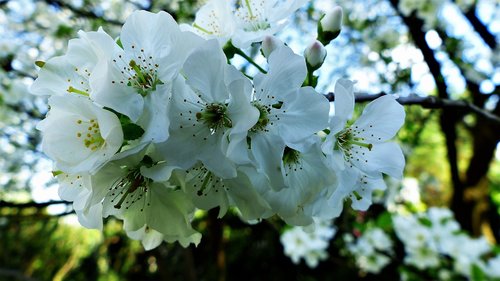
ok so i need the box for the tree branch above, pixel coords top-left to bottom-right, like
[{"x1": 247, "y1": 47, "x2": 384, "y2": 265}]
[
  {"x1": 453, "y1": 1, "x2": 497, "y2": 49},
  {"x1": 44, "y1": 0, "x2": 123, "y2": 26},
  {"x1": 0, "y1": 269, "x2": 39, "y2": 281},
  {"x1": 325, "y1": 92, "x2": 500, "y2": 124},
  {"x1": 0, "y1": 200, "x2": 68, "y2": 208}
]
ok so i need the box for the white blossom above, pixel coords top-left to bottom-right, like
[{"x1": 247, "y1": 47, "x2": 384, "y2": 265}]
[{"x1": 37, "y1": 95, "x2": 123, "y2": 174}]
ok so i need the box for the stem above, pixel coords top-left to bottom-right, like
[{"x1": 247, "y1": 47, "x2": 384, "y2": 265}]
[
  {"x1": 307, "y1": 70, "x2": 314, "y2": 87},
  {"x1": 234, "y1": 48, "x2": 267, "y2": 74}
]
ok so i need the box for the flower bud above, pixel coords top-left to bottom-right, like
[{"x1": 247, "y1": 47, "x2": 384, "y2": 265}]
[
  {"x1": 261, "y1": 36, "x2": 284, "y2": 58},
  {"x1": 304, "y1": 40, "x2": 327, "y2": 71},
  {"x1": 318, "y1": 6, "x2": 343, "y2": 45}
]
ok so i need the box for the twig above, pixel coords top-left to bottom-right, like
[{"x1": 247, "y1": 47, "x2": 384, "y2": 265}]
[
  {"x1": 0, "y1": 200, "x2": 68, "y2": 208},
  {"x1": 325, "y1": 92, "x2": 500, "y2": 124},
  {"x1": 0, "y1": 269, "x2": 39, "y2": 281},
  {"x1": 44, "y1": 0, "x2": 123, "y2": 26},
  {"x1": 452, "y1": 1, "x2": 497, "y2": 49}
]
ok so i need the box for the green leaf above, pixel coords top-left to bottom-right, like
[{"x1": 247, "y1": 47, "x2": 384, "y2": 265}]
[
  {"x1": 122, "y1": 123, "x2": 145, "y2": 141},
  {"x1": 376, "y1": 211, "x2": 392, "y2": 230},
  {"x1": 116, "y1": 37, "x2": 123, "y2": 49},
  {"x1": 471, "y1": 263, "x2": 486, "y2": 281},
  {"x1": 54, "y1": 25, "x2": 73, "y2": 38}
]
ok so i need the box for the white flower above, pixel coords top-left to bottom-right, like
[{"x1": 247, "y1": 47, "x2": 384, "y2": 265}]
[
  {"x1": 244, "y1": 45, "x2": 330, "y2": 190},
  {"x1": 322, "y1": 79, "x2": 405, "y2": 211},
  {"x1": 175, "y1": 162, "x2": 271, "y2": 221},
  {"x1": 30, "y1": 29, "x2": 118, "y2": 98},
  {"x1": 156, "y1": 39, "x2": 258, "y2": 178},
  {"x1": 345, "y1": 227, "x2": 393, "y2": 274},
  {"x1": 484, "y1": 255, "x2": 500, "y2": 278},
  {"x1": 188, "y1": 0, "x2": 307, "y2": 49},
  {"x1": 90, "y1": 11, "x2": 204, "y2": 143},
  {"x1": 57, "y1": 173, "x2": 103, "y2": 229},
  {"x1": 37, "y1": 95, "x2": 123, "y2": 174},
  {"x1": 365, "y1": 228, "x2": 393, "y2": 251},
  {"x1": 280, "y1": 219, "x2": 336, "y2": 268},
  {"x1": 182, "y1": 0, "x2": 235, "y2": 45},
  {"x1": 89, "y1": 145, "x2": 202, "y2": 248},
  {"x1": 255, "y1": 139, "x2": 337, "y2": 226},
  {"x1": 230, "y1": 0, "x2": 308, "y2": 48}
]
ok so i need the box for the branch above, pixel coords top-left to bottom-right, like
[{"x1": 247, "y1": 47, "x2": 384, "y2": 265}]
[
  {"x1": 0, "y1": 200, "x2": 68, "y2": 208},
  {"x1": 44, "y1": 0, "x2": 123, "y2": 26},
  {"x1": 0, "y1": 269, "x2": 39, "y2": 281},
  {"x1": 453, "y1": 1, "x2": 497, "y2": 49},
  {"x1": 326, "y1": 92, "x2": 500, "y2": 123}
]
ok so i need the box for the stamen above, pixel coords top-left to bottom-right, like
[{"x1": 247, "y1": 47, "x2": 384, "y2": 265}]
[
  {"x1": 67, "y1": 86, "x2": 89, "y2": 96},
  {"x1": 193, "y1": 23, "x2": 214, "y2": 35},
  {"x1": 196, "y1": 103, "x2": 232, "y2": 132},
  {"x1": 129, "y1": 60, "x2": 149, "y2": 86},
  {"x1": 245, "y1": 0, "x2": 254, "y2": 18}
]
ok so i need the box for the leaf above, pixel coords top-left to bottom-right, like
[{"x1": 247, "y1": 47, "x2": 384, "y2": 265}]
[
  {"x1": 122, "y1": 123, "x2": 145, "y2": 141},
  {"x1": 471, "y1": 263, "x2": 486, "y2": 281}
]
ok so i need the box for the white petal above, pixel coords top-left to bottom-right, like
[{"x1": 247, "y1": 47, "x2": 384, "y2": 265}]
[
  {"x1": 278, "y1": 87, "x2": 330, "y2": 145},
  {"x1": 353, "y1": 95, "x2": 405, "y2": 142},
  {"x1": 90, "y1": 59, "x2": 144, "y2": 122},
  {"x1": 183, "y1": 39, "x2": 228, "y2": 102},
  {"x1": 127, "y1": 225, "x2": 164, "y2": 250},
  {"x1": 249, "y1": 133, "x2": 287, "y2": 191},
  {"x1": 30, "y1": 56, "x2": 89, "y2": 97},
  {"x1": 351, "y1": 142, "x2": 405, "y2": 179},
  {"x1": 333, "y1": 78, "x2": 355, "y2": 120},
  {"x1": 136, "y1": 84, "x2": 171, "y2": 143},
  {"x1": 224, "y1": 77, "x2": 259, "y2": 164},
  {"x1": 145, "y1": 184, "x2": 200, "y2": 246},
  {"x1": 76, "y1": 203, "x2": 103, "y2": 230},
  {"x1": 254, "y1": 46, "x2": 306, "y2": 98},
  {"x1": 350, "y1": 174, "x2": 386, "y2": 211},
  {"x1": 224, "y1": 171, "x2": 271, "y2": 220}
]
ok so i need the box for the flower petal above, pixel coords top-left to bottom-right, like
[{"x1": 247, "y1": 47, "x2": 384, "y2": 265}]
[
  {"x1": 333, "y1": 78, "x2": 355, "y2": 120},
  {"x1": 351, "y1": 142, "x2": 405, "y2": 179},
  {"x1": 353, "y1": 94, "x2": 405, "y2": 142}
]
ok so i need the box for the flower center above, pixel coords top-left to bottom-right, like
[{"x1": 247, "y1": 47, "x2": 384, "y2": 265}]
[
  {"x1": 76, "y1": 118, "x2": 105, "y2": 151},
  {"x1": 250, "y1": 101, "x2": 270, "y2": 132},
  {"x1": 335, "y1": 128, "x2": 373, "y2": 154},
  {"x1": 196, "y1": 103, "x2": 232, "y2": 132},
  {"x1": 111, "y1": 48, "x2": 163, "y2": 96},
  {"x1": 234, "y1": 0, "x2": 271, "y2": 32},
  {"x1": 187, "y1": 164, "x2": 226, "y2": 196},
  {"x1": 109, "y1": 170, "x2": 150, "y2": 211},
  {"x1": 282, "y1": 146, "x2": 300, "y2": 165}
]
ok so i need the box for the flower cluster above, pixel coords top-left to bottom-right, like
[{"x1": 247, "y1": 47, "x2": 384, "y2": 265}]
[
  {"x1": 343, "y1": 227, "x2": 394, "y2": 274},
  {"x1": 342, "y1": 207, "x2": 500, "y2": 280},
  {"x1": 183, "y1": 0, "x2": 308, "y2": 49},
  {"x1": 280, "y1": 219, "x2": 336, "y2": 268},
  {"x1": 31, "y1": 3, "x2": 406, "y2": 249},
  {"x1": 394, "y1": 207, "x2": 499, "y2": 280}
]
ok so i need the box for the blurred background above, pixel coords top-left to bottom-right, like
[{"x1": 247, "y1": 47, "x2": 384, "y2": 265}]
[{"x1": 0, "y1": 0, "x2": 498, "y2": 280}]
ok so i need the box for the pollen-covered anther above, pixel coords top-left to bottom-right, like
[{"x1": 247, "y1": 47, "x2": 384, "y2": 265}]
[
  {"x1": 112, "y1": 52, "x2": 163, "y2": 96},
  {"x1": 196, "y1": 103, "x2": 232, "y2": 131},
  {"x1": 75, "y1": 118, "x2": 105, "y2": 151}
]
